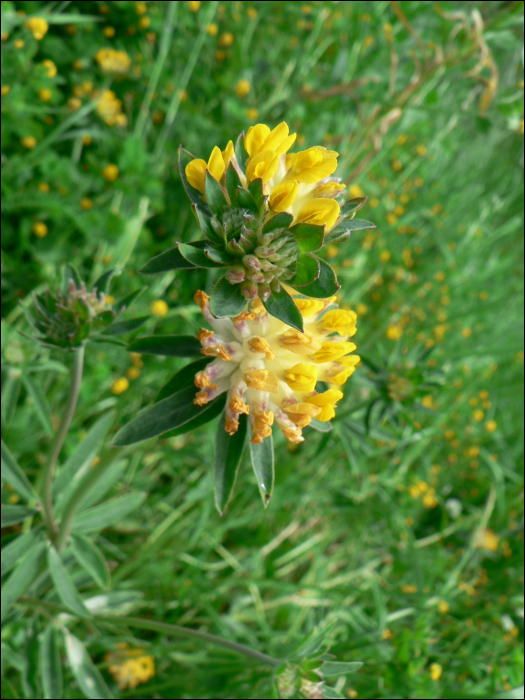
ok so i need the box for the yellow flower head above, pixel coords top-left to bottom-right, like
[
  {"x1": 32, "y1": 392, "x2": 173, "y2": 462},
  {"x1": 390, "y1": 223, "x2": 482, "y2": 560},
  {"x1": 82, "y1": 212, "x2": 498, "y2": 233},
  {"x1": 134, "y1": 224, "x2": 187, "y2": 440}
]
[
  {"x1": 95, "y1": 48, "x2": 131, "y2": 73},
  {"x1": 185, "y1": 141, "x2": 235, "y2": 194},
  {"x1": 32, "y1": 222, "x2": 48, "y2": 238},
  {"x1": 235, "y1": 78, "x2": 251, "y2": 98},
  {"x1": 95, "y1": 89, "x2": 124, "y2": 126},
  {"x1": 111, "y1": 377, "x2": 129, "y2": 395},
  {"x1": 25, "y1": 17, "x2": 49, "y2": 40},
  {"x1": 151, "y1": 299, "x2": 169, "y2": 317},
  {"x1": 41, "y1": 59, "x2": 57, "y2": 78},
  {"x1": 102, "y1": 164, "x2": 119, "y2": 181},
  {"x1": 105, "y1": 644, "x2": 155, "y2": 691},
  {"x1": 193, "y1": 293, "x2": 359, "y2": 444}
]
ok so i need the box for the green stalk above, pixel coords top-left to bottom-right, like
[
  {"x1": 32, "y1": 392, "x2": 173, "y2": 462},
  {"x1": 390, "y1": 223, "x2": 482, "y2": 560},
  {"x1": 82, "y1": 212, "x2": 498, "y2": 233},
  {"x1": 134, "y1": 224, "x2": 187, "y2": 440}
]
[{"x1": 40, "y1": 345, "x2": 85, "y2": 545}]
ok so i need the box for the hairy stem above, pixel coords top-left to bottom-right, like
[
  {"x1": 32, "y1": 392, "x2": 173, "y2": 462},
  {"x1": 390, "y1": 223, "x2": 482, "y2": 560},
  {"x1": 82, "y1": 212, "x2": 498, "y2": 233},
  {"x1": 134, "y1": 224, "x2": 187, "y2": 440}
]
[{"x1": 41, "y1": 345, "x2": 85, "y2": 545}]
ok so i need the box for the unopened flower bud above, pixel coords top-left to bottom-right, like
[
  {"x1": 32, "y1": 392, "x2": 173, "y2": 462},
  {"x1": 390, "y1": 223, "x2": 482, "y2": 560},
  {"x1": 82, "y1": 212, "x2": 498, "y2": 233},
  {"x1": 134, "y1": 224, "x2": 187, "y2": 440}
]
[
  {"x1": 270, "y1": 278, "x2": 281, "y2": 293},
  {"x1": 259, "y1": 259, "x2": 277, "y2": 272},
  {"x1": 258, "y1": 283, "x2": 271, "y2": 302},
  {"x1": 225, "y1": 266, "x2": 245, "y2": 284},
  {"x1": 211, "y1": 215, "x2": 223, "y2": 234},
  {"x1": 254, "y1": 246, "x2": 275, "y2": 258},
  {"x1": 243, "y1": 254, "x2": 261, "y2": 271},
  {"x1": 247, "y1": 270, "x2": 265, "y2": 284},
  {"x1": 241, "y1": 281, "x2": 258, "y2": 300}
]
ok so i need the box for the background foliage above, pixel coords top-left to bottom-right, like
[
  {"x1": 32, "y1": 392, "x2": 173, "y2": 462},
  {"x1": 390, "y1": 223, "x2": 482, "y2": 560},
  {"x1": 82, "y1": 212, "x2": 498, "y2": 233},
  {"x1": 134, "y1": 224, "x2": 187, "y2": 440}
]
[{"x1": 1, "y1": 1, "x2": 524, "y2": 698}]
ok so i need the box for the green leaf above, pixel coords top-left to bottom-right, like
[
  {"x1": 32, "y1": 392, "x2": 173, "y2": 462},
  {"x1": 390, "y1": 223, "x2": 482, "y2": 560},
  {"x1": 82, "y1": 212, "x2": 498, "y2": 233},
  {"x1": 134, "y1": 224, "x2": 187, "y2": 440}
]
[
  {"x1": 22, "y1": 621, "x2": 40, "y2": 699},
  {"x1": 112, "y1": 287, "x2": 146, "y2": 316},
  {"x1": 39, "y1": 625, "x2": 63, "y2": 700},
  {"x1": 209, "y1": 276, "x2": 247, "y2": 318},
  {"x1": 93, "y1": 269, "x2": 119, "y2": 294},
  {"x1": 292, "y1": 621, "x2": 336, "y2": 659},
  {"x1": 112, "y1": 387, "x2": 206, "y2": 445},
  {"x1": 206, "y1": 246, "x2": 235, "y2": 264},
  {"x1": 1, "y1": 541, "x2": 45, "y2": 621},
  {"x1": 290, "y1": 223, "x2": 325, "y2": 252},
  {"x1": 128, "y1": 334, "x2": 202, "y2": 357},
  {"x1": 234, "y1": 131, "x2": 248, "y2": 175},
  {"x1": 193, "y1": 204, "x2": 217, "y2": 242},
  {"x1": 20, "y1": 373, "x2": 53, "y2": 436},
  {"x1": 340, "y1": 197, "x2": 367, "y2": 217},
  {"x1": 320, "y1": 685, "x2": 345, "y2": 699},
  {"x1": 263, "y1": 212, "x2": 294, "y2": 234},
  {"x1": 72, "y1": 493, "x2": 146, "y2": 533},
  {"x1": 309, "y1": 418, "x2": 333, "y2": 432},
  {"x1": 291, "y1": 254, "x2": 320, "y2": 287},
  {"x1": 63, "y1": 630, "x2": 113, "y2": 699},
  {"x1": 70, "y1": 534, "x2": 110, "y2": 589},
  {"x1": 249, "y1": 432, "x2": 275, "y2": 508},
  {"x1": 225, "y1": 163, "x2": 242, "y2": 205},
  {"x1": 214, "y1": 413, "x2": 248, "y2": 515},
  {"x1": 237, "y1": 186, "x2": 258, "y2": 214},
  {"x1": 178, "y1": 242, "x2": 226, "y2": 269},
  {"x1": 1, "y1": 505, "x2": 37, "y2": 526},
  {"x1": 248, "y1": 178, "x2": 265, "y2": 209},
  {"x1": 53, "y1": 413, "x2": 115, "y2": 506},
  {"x1": 1, "y1": 376, "x2": 21, "y2": 425},
  {"x1": 178, "y1": 146, "x2": 212, "y2": 215},
  {"x1": 164, "y1": 394, "x2": 227, "y2": 438},
  {"x1": 495, "y1": 689, "x2": 525, "y2": 699},
  {"x1": 1, "y1": 529, "x2": 40, "y2": 577},
  {"x1": 102, "y1": 316, "x2": 149, "y2": 336},
  {"x1": 1, "y1": 439, "x2": 36, "y2": 502},
  {"x1": 326, "y1": 218, "x2": 376, "y2": 243},
  {"x1": 62, "y1": 263, "x2": 82, "y2": 295},
  {"x1": 300, "y1": 258, "x2": 340, "y2": 298},
  {"x1": 263, "y1": 286, "x2": 304, "y2": 332},
  {"x1": 139, "y1": 246, "x2": 197, "y2": 274},
  {"x1": 321, "y1": 661, "x2": 363, "y2": 677},
  {"x1": 205, "y1": 170, "x2": 228, "y2": 216},
  {"x1": 156, "y1": 358, "x2": 211, "y2": 401},
  {"x1": 47, "y1": 546, "x2": 91, "y2": 618}
]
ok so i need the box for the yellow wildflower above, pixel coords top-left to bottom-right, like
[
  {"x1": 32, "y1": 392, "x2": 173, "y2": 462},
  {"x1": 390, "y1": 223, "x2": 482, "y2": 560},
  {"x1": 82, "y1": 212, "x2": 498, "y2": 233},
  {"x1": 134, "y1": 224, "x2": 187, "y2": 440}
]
[
  {"x1": 235, "y1": 78, "x2": 251, "y2": 97},
  {"x1": 105, "y1": 644, "x2": 155, "y2": 691},
  {"x1": 80, "y1": 198, "x2": 93, "y2": 210},
  {"x1": 430, "y1": 663, "x2": 442, "y2": 681},
  {"x1": 95, "y1": 48, "x2": 131, "y2": 73},
  {"x1": 102, "y1": 164, "x2": 119, "y2": 181},
  {"x1": 246, "y1": 108, "x2": 259, "y2": 121},
  {"x1": 32, "y1": 222, "x2": 48, "y2": 238},
  {"x1": 185, "y1": 141, "x2": 235, "y2": 194},
  {"x1": 41, "y1": 59, "x2": 57, "y2": 78},
  {"x1": 38, "y1": 182, "x2": 50, "y2": 193},
  {"x1": 25, "y1": 17, "x2": 49, "y2": 40},
  {"x1": 103, "y1": 26, "x2": 116, "y2": 38},
  {"x1": 14, "y1": 39, "x2": 24, "y2": 49},
  {"x1": 192, "y1": 293, "x2": 359, "y2": 444},
  {"x1": 21, "y1": 136, "x2": 37, "y2": 149},
  {"x1": 386, "y1": 324, "x2": 403, "y2": 341},
  {"x1": 207, "y1": 23, "x2": 219, "y2": 36},
  {"x1": 219, "y1": 32, "x2": 234, "y2": 46},
  {"x1": 485, "y1": 420, "x2": 497, "y2": 433},
  {"x1": 111, "y1": 377, "x2": 129, "y2": 395},
  {"x1": 95, "y1": 89, "x2": 125, "y2": 126},
  {"x1": 475, "y1": 528, "x2": 499, "y2": 552},
  {"x1": 188, "y1": 1, "x2": 201, "y2": 11},
  {"x1": 126, "y1": 366, "x2": 141, "y2": 380},
  {"x1": 38, "y1": 88, "x2": 52, "y2": 102},
  {"x1": 1, "y1": 85, "x2": 10, "y2": 97},
  {"x1": 151, "y1": 300, "x2": 169, "y2": 317}
]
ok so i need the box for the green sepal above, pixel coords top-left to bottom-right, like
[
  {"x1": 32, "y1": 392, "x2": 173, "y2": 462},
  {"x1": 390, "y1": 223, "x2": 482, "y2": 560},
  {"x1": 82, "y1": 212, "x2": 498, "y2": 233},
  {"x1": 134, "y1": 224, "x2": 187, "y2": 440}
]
[
  {"x1": 214, "y1": 412, "x2": 248, "y2": 515},
  {"x1": 127, "y1": 334, "x2": 202, "y2": 357},
  {"x1": 178, "y1": 146, "x2": 212, "y2": 215},
  {"x1": 192, "y1": 203, "x2": 219, "y2": 243},
  {"x1": 139, "y1": 243, "x2": 206, "y2": 274},
  {"x1": 263, "y1": 286, "x2": 304, "y2": 332},
  {"x1": 209, "y1": 276, "x2": 247, "y2": 318},
  {"x1": 205, "y1": 246, "x2": 234, "y2": 264},
  {"x1": 178, "y1": 242, "x2": 226, "y2": 269},
  {"x1": 339, "y1": 197, "x2": 367, "y2": 217},
  {"x1": 290, "y1": 254, "x2": 320, "y2": 287},
  {"x1": 164, "y1": 393, "x2": 227, "y2": 438},
  {"x1": 62, "y1": 263, "x2": 82, "y2": 295},
  {"x1": 235, "y1": 131, "x2": 248, "y2": 176},
  {"x1": 156, "y1": 357, "x2": 211, "y2": 402},
  {"x1": 248, "y1": 178, "x2": 265, "y2": 211},
  {"x1": 326, "y1": 218, "x2": 376, "y2": 244},
  {"x1": 263, "y1": 211, "x2": 294, "y2": 234},
  {"x1": 249, "y1": 431, "x2": 275, "y2": 508},
  {"x1": 102, "y1": 316, "x2": 149, "y2": 336},
  {"x1": 236, "y1": 186, "x2": 258, "y2": 214},
  {"x1": 289, "y1": 223, "x2": 325, "y2": 252},
  {"x1": 91, "y1": 310, "x2": 117, "y2": 332},
  {"x1": 112, "y1": 287, "x2": 146, "y2": 316},
  {"x1": 225, "y1": 163, "x2": 242, "y2": 206},
  {"x1": 93, "y1": 269, "x2": 119, "y2": 294},
  {"x1": 300, "y1": 258, "x2": 340, "y2": 298},
  {"x1": 205, "y1": 170, "x2": 228, "y2": 216},
  {"x1": 1, "y1": 504, "x2": 38, "y2": 526}
]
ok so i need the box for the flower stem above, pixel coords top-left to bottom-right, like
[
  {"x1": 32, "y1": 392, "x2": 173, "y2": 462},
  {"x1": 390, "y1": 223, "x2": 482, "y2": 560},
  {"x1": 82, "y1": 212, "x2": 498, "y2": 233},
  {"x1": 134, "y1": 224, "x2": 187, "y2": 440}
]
[
  {"x1": 41, "y1": 345, "x2": 85, "y2": 546},
  {"x1": 115, "y1": 616, "x2": 283, "y2": 668}
]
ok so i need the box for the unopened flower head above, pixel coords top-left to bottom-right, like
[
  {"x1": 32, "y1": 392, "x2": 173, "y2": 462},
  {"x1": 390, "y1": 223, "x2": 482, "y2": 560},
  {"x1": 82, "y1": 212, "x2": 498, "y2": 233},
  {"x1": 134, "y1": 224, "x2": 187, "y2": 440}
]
[{"x1": 192, "y1": 290, "x2": 359, "y2": 444}]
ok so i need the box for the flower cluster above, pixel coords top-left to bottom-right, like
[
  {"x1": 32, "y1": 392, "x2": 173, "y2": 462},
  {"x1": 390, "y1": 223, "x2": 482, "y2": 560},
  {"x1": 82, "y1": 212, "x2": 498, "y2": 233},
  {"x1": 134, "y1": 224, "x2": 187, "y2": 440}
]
[
  {"x1": 94, "y1": 89, "x2": 127, "y2": 127},
  {"x1": 105, "y1": 643, "x2": 155, "y2": 691},
  {"x1": 95, "y1": 48, "x2": 131, "y2": 74},
  {"x1": 192, "y1": 289, "x2": 359, "y2": 444}
]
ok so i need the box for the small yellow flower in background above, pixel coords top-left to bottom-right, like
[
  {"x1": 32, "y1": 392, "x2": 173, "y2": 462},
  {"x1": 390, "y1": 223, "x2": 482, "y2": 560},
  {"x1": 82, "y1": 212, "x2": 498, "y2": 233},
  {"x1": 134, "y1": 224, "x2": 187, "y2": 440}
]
[
  {"x1": 103, "y1": 26, "x2": 116, "y2": 38},
  {"x1": 381, "y1": 628, "x2": 393, "y2": 640},
  {"x1": 9, "y1": 493, "x2": 20, "y2": 504},
  {"x1": 111, "y1": 377, "x2": 129, "y2": 395},
  {"x1": 207, "y1": 23, "x2": 219, "y2": 36},
  {"x1": 462, "y1": 327, "x2": 472, "y2": 338},
  {"x1": 386, "y1": 324, "x2": 403, "y2": 341},
  {"x1": 348, "y1": 183, "x2": 364, "y2": 199},
  {"x1": 38, "y1": 182, "x2": 50, "y2": 193},
  {"x1": 105, "y1": 295, "x2": 115, "y2": 304},
  {"x1": 235, "y1": 78, "x2": 251, "y2": 98},
  {"x1": 38, "y1": 88, "x2": 52, "y2": 102},
  {"x1": 95, "y1": 89, "x2": 126, "y2": 126},
  {"x1": 356, "y1": 303, "x2": 368, "y2": 316},
  {"x1": 130, "y1": 352, "x2": 144, "y2": 368},
  {"x1": 1, "y1": 31, "x2": 9, "y2": 41},
  {"x1": 246, "y1": 108, "x2": 259, "y2": 121},
  {"x1": 422, "y1": 395, "x2": 433, "y2": 409},
  {"x1": 485, "y1": 420, "x2": 497, "y2": 433},
  {"x1": 138, "y1": 16, "x2": 151, "y2": 30},
  {"x1": 438, "y1": 600, "x2": 450, "y2": 614},
  {"x1": 40, "y1": 59, "x2": 57, "y2": 78},
  {"x1": 80, "y1": 197, "x2": 93, "y2": 210},
  {"x1": 215, "y1": 49, "x2": 227, "y2": 62},
  {"x1": 473, "y1": 409, "x2": 485, "y2": 422},
  {"x1": 402, "y1": 584, "x2": 418, "y2": 594},
  {"x1": 219, "y1": 32, "x2": 234, "y2": 46},
  {"x1": 246, "y1": 7, "x2": 257, "y2": 19},
  {"x1": 417, "y1": 144, "x2": 427, "y2": 156},
  {"x1": 326, "y1": 245, "x2": 339, "y2": 259},
  {"x1": 192, "y1": 292, "x2": 359, "y2": 444},
  {"x1": 480, "y1": 290, "x2": 489, "y2": 300},
  {"x1": 102, "y1": 164, "x2": 119, "y2": 181},
  {"x1": 363, "y1": 36, "x2": 374, "y2": 48},
  {"x1": 380, "y1": 250, "x2": 391, "y2": 262},
  {"x1": 95, "y1": 48, "x2": 131, "y2": 73},
  {"x1": 178, "y1": 89, "x2": 188, "y2": 102},
  {"x1": 151, "y1": 299, "x2": 169, "y2": 317},
  {"x1": 105, "y1": 643, "x2": 155, "y2": 691},
  {"x1": 21, "y1": 136, "x2": 37, "y2": 149},
  {"x1": 14, "y1": 39, "x2": 25, "y2": 49},
  {"x1": 187, "y1": 0, "x2": 201, "y2": 11},
  {"x1": 475, "y1": 528, "x2": 500, "y2": 552},
  {"x1": 392, "y1": 159, "x2": 403, "y2": 172},
  {"x1": 68, "y1": 97, "x2": 82, "y2": 112},
  {"x1": 72, "y1": 59, "x2": 84, "y2": 71},
  {"x1": 32, "y1": 222, "x2": 48, "y2": 238},
  {"x1": 430, "y1": 663, "x2": 442, "y2": 681},
  {"x1": 136, "y1": 2, "x2": 148, "y2": 14},
  {"x1": 82, "y1": 134, "x2": 92, "y2": 145},
  {"x1": 126, "y1": 366, "x2": 141, "y2": 380},
  {"x1": 1, "y1": 85, "x2": 10, "y2": 97},
  {"x1": 25, "y1": 17, "x2": 49, "y2": 40}
]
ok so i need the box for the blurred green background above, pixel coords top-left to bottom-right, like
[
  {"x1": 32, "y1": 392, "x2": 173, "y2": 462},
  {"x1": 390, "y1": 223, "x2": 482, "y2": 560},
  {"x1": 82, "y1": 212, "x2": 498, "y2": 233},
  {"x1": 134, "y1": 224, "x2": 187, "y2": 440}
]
[{"x1": 1, "y1": 1, "x2": 524, "y2": 698}]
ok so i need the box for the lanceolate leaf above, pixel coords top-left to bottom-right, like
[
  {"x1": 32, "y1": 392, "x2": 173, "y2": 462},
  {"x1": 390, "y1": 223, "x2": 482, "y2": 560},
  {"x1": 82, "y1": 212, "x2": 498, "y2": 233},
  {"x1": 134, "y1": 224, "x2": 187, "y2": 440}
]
[
  {"x1": 249, "y1": 431, "x2": 275, "y2": 507},
  {"x1": 234, "y1": 131, "x2": 248, "y2": 175},
  {"x1": 328, "y1": 218, "x2": 376, "y2": 242},
  {"x1": 63, "y1": 631, "x2": 113, "y2": 699},
  {"x1": 248, "y1": 178, "x2": 265, "y2": 209},
  {"x1": 1, "y1": 529, "x2": 40, "y2": 577},
  {"x1": 47, "y1": 546, "x2": 91, "y2": 618},
  {"x1": 290, "y1": 223, "x2": 325, "y2": 253},
  {"x1": 102, "y1": 316, "x2": 149, "y2": 336},
  {"x1": 70, "y1": 533, "x2": 110, "y2": 589},
  {"x1": 339, "y1": 197, "x2": 367, "y2": 217},
  {"x1": 156, "y1": 357, "x2": 211, "y2": 401},
  {"x1": 263, "y1": 211, "x2": 294, "y2": 234},
  {"x1": 1, "y1": 439, "x2": 36, "y2": 502},
  {"x1": 113, "y1": 386, "x2": 206, "y2": 446},
  {"x1": 127, "y1": 335, "x2": 202, "y2": 357},
  {"x1": 225, "y1": 163, "x2": 242, "y2": 205},
  {"x1": 205, "y1": 170, "x2": 228, "y2": 216},
  {"x1": 2, "y1": 375, "x2": 21, "y2": 425},
  {"x1": 112, "y1": 287, "x2": 146, "y2": 316},
  {"x1": 164, "y1": 394, "x2": 227, "y2": 438},
  {"x1": 139, "y1": 246, "x2": 197, "y2": 274},
  {"x1": 178, "y1": 242, "x2": 226, "y2": 268},
  {"x1": 62, "y1": 263, "x2": 82, "y2": 295},
  {"x1": 72, "y1": 493, "x2": 146, "y2": 533},
  {"x1": 1, "y1": 540, "x2": 46, "y2": 621},
  {"x1": 39, "y1": 625, "x2": 63, "y2": 700},
  {"x1": 263, "y1": 286, "x2": 304, "y2": 332},
  {"x1": 20, "y1": 373, "x2": 53, "y2": 435},
  {"x1": 300, "y1": 258, "x2": 340, "y2": 298},
  {"x1": 209, "y1": 276, "x2": 247, "y2": 318},
  {"x1": 22, "y1": 621, "x2": 40, "y2": 699},
  {"x1": 178, "y1": 146, "x2": 212, "y2": 215},
  {"x1": 290, "y1": 254, "x2": 320, "y2": 287},
  {"x1": 214, "y1": 413, "x2": 248, "y2": 515},
  {"x1": 93, "y1": 269, "x2": 119, "y2": 294},
  {"x1": 321, "y1": 661, "x2": 363, "y2": 677},
  {"x1": 1, "y1": 505, "x2": 37, "y2": 526},
  {"x1": 193, "y1": 203, "x2": 217, "y2": 242}
]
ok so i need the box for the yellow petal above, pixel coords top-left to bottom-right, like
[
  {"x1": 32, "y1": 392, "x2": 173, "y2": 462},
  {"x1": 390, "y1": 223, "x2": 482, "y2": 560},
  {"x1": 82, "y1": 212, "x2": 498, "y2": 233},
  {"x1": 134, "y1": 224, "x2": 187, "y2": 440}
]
[
  {"x1": 278, "y1": 329, "x2": 322, "y2": 355},
  {"x1": 243, "y1": 369, "x2": 279, "y2": 393},
  {"x1": 310, "y1": 341, "x2": 357, "y2": 364},
  {"x1": 208, "y1": 145, "x2": 226, "y2": 181},
  {"x1": 306, "y1": 389, "x2": 344, "y2": 407},
  {"x1": 319, "y1": 309, "x2": 357, "y2": 336},
  {"x1": 246, "y1": 150, "x2": 280, "y2": 184},
  {"x1": 244, "y1": 124, "x2": 270, "y2": 156},
  {"x1": 284, "y1": 402, "x2": 322, "y2": 417},
  {"x1": 185, "y1": 159, "x2": 207, "y2": 193},
  {"x1": 293, "y1": 299, "x2": 325, "y2": 317},
  {"x1": 294, "y1": 158, "x2": 338, "y2": 184},
  {"x1": 284, "y1": 363, "x2": 318, "y2": 392},
  {"x1": 316, "y1": 404, "x2": 336, "y2": 422},
  {"x1": 274, "y1": 132, "x2": 297, "y2": 157},
  {"x1": 269, "y1": 180, "x2": 299, "y2": 212},
  {"x1": 222, "y1": 140, "x2": 235, "y2": 168},
  {"x1": 314, "y1": 181, "x2": 346, "y2": 198},
  {"x1": 261, "y1": 122, "x2": 289, "y2": 153},
  {"x1": 296, "y1": 198, "x2": 340, "y2": 230}
]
